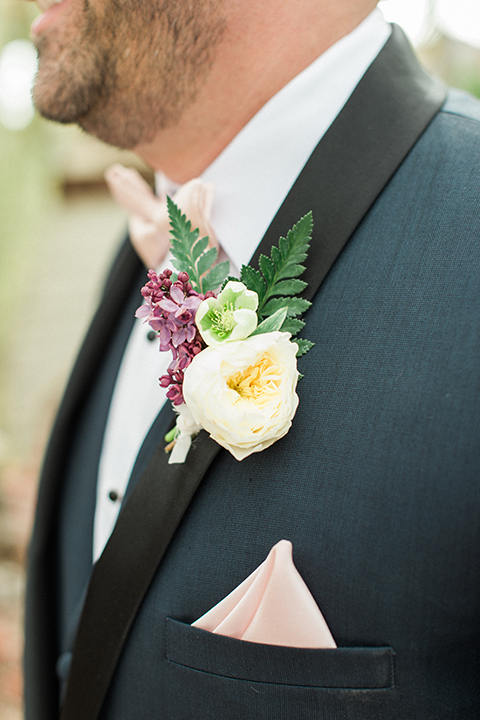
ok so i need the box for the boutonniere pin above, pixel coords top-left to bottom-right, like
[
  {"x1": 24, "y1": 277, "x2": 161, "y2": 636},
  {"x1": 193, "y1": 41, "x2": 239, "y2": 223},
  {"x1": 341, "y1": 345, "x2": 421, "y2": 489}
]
[{"x1": 136, "y1": 198, "x2": 314, "y2": 463}]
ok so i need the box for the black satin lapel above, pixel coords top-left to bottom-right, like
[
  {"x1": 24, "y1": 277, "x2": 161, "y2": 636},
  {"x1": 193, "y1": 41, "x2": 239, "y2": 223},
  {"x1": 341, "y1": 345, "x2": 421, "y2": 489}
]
[
  {"x1": 252, "y1": 25, "x2": 447, "y2": 302},
  {"x1": 60, "y1": 432, "x2": 221, "y2": 720},
  {"x1": 61, "y1": 26, "x2": 447, "y2": 720}
]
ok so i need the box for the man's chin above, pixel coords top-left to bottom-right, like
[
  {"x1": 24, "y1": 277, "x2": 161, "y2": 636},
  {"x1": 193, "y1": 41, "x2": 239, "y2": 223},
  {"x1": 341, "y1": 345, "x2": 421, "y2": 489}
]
[
  {"x1": 78, "y1": 111, "x2": 151, "y2": 151},
  {"x1": 33, "y1": 87, "x2": 89, "y2": 125},
  {"x1": 32, "y1": 53, "x2": 102, "y2": 126},
  {"x1": 32, "y1": 76, "x2": 130, "y2": 148}
]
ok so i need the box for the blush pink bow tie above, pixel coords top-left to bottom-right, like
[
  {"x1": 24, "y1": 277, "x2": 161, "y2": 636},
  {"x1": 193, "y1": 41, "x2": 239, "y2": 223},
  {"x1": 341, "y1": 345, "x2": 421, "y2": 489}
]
[{"x1": 105, "y1": 164, "x2": 218, "y2": 269}]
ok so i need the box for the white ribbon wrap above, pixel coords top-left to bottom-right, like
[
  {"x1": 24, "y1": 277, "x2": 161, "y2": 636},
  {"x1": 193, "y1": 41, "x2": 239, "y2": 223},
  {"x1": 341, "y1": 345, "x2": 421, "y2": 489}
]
[{"x1": 168, "y1": 403, "x2": 203, "y2": 464}]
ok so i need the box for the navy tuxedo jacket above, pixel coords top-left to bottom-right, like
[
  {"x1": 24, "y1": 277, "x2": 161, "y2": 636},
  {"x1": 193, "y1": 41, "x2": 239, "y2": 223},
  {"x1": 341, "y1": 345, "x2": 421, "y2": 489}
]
[{"x1": 25, "y1": 27, "x2": 480, "y2": 720}]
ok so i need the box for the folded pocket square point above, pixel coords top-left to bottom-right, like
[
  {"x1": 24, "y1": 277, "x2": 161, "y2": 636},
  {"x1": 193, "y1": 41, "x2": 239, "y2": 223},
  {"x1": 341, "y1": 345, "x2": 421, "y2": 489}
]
[{"x1": 192, "y1": 539, "x2": 336, "y2": 649}]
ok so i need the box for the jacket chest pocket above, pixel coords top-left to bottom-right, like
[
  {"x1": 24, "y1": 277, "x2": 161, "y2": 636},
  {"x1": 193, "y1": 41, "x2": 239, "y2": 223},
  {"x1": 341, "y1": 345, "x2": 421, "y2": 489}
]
[{"x1": 165, "y1": 618, "x2": 395, "y2": 689}]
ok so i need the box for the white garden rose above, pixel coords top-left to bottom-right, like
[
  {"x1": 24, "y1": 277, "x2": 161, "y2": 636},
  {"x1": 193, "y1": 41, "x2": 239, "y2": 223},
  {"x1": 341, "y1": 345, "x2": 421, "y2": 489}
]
[{"x1": 182, "y1": 331, "x2": 299, "y2": 461}]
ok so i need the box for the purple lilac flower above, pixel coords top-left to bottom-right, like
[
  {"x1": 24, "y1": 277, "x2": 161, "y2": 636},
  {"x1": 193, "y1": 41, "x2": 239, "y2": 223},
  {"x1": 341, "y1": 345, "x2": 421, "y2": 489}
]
[{"x1": 136, "y1": 269, "x2": 216, "y2": 405}]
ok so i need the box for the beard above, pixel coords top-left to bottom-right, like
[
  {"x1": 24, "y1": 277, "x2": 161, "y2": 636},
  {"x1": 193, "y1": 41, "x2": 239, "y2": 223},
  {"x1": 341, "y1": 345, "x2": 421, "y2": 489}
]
[{"x1": 32, "y1": 0, "x2": 226, "y2": 148}]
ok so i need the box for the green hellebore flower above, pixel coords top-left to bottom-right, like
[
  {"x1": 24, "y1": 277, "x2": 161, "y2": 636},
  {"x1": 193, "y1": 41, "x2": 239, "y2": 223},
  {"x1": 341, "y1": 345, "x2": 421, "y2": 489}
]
[{"x1": 196, "y1": 281, "x2": 259, "y2": 346}]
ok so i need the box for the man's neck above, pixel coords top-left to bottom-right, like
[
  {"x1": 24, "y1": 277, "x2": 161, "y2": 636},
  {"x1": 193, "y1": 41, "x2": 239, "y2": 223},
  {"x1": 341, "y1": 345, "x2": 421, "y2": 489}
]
[{"x1": 134, "y1": 0, "x2": 379, "y2": 183}]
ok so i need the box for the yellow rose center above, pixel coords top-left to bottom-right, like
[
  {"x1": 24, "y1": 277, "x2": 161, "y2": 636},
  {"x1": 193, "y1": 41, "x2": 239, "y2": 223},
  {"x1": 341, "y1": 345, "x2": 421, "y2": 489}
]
[{"x1": 226, "y1": 352, "x2": 282, "y2": 404}]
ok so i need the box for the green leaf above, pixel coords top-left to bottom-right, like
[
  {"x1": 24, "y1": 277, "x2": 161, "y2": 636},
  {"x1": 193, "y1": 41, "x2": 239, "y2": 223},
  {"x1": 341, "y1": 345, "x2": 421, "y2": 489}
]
[
  {"x1": 287, "y1": 212, "x2": 313, "y2": 248},
  {"x1": 255, "y1": 212, "x2": 313, "y2": 317},
  {"x1": 221, "y1": 275, "x2": 241, "y2": 291},
  {"x1": 271, "y1": 246, "x2": 282, "y2": 268},
  {"x1": 258, "y1": 254, "x2": 275, "y2": 286},
  {"x1": 250, "y1": 307, "x2": 288, "y2": 336},
  {"x1": 167, "y1": 197, "x2": 195, "y2": 243},
  {"x1": 192, "y1": 236, "x2": 210, "y2": 262},
  {"x1": 201, "y1": 261, "x2": 230, "y2": 294},
  {"x1": 280, "y1": 317, "x2": 305, "y2": 335},
  {"x1": 262, "y1": 296, "x2": 311, "y2": 318},
  {"x1": 169, "y1": 240, "x2": 191, "y2": 264},
  {"x1": 270, "y1": 279, "x2": 307, "y2": 297},
  {"x1": 166, "y1": 197, "x2": 226, "y2": 292},
  {"x1": 240, "y1": 265, "x2": 266, "y2": 299},
  {"x1": 167, "y1": 196, "x2": 205, "y2": 291},
  {"x1": 295, "y1": 339, "x2": 315, "y2": 357},
  {"x1": 169, "y1": 258, "x2": 185, "y2": 272},
  {"x1": 278, "y1": 235, "x2": 289, "y2": 260},
  {"x1": 276, "y1": 263, "x2": 305, "y2": 280},
  {"x1": 196, "y1": 247, "x2": 218, "y2": 278}
]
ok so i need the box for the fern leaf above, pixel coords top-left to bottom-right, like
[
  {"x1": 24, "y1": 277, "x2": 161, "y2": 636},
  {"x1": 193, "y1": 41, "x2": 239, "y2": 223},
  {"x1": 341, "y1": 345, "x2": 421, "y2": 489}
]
[
  {"x1": 270, "y1": 279, "x2": 308, "y2": 297},
  {"x1": 276, "y1": 263, "x2": 306, "y2": 280},
  {"x1": 166, "y1": 197, "x2": 204, "y2": 290},
  {"x1": 240, "y1": 265, "x2": 266, "y2": 300},
  {"x1": 280, "y1": 317, "x2": 305, "y2": 335},
  {"x1": 169, "y1": 258, "x2": 185, "y2": 272},
  {"x1": 201, "y1": 261, "x2": 230, "y2": 294},
  {"x1": 256, "y1": 212, "x2": 313, "y2": 316},
  {"x1": 271, "y1": 246, "x2": 282, "y2": 268},
  {"x1": 196, "y1": 247, "x2": 218, "y2": 278},
  {"x1": 221, "y1": 275, "x2": 241, "y2": 291},
  {"x1": 192, "y1": 236, "x2": 209, "y2": 262},
  {"x1": 262, "y1": 297, "x2": 311, "y2": 318},
  {"x1": 258, "y1": 255, "x2": 275, "y2": 286},
  {"x1": 295, "y1": 339, "x2": 315, "y2": 357},
  {"x1": 167, "y1": 197, "x2": 226, "y2": 292}
]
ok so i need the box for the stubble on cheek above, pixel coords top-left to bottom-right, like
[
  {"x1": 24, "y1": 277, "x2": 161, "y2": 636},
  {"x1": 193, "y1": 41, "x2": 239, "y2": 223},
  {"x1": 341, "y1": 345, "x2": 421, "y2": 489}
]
[
  {"x1": 33, "y1": 0, "x2": 227, "y2": 149},
  {"x1": 33, "y1": 4, "x2": 110, "y2": 124}
]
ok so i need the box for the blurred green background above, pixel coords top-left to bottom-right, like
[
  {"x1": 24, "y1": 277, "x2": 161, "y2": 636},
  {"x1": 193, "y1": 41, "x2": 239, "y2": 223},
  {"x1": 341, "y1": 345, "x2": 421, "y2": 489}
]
[
  {"x1": 0, "y1": 0, "x2": 479, "y2": 717},
  {"x1": 0, "y1": 4, "x2": 145, "y2": 717},
  {"x1": 0, "y1": 1, "x2": 146, "y2": 467}
]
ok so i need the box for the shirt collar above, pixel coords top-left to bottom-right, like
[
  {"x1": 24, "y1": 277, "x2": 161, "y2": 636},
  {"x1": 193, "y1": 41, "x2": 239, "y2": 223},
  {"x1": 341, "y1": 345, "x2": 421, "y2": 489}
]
[{"x1": 157, "y1": 8, "x2": 391, "y2": 272}]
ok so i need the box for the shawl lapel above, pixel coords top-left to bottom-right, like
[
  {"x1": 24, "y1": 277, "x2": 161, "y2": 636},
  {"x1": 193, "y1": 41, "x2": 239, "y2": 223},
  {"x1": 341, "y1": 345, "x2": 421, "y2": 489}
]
[{"x1": 61, "y1": 26, "x2": 446, "y2": 720}]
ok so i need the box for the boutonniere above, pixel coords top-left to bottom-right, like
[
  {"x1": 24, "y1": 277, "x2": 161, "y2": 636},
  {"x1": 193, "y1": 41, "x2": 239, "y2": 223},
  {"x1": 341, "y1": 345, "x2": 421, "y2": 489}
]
[{"x1": 136, "y1": 198, "x2": 314, "y2": 463}]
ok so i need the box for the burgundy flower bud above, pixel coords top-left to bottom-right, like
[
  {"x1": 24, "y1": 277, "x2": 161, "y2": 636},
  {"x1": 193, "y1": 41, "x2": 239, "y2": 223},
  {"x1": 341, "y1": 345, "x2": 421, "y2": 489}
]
[{"x1": 166, "y1": 384, "x2": 184, "y2": 405}]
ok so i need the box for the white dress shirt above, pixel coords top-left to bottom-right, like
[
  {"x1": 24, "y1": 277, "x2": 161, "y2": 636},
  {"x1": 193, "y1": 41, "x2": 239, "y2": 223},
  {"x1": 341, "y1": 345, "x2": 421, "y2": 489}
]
[{"x1": 93, "y1": 8, "x2": 391, "y2": 562}]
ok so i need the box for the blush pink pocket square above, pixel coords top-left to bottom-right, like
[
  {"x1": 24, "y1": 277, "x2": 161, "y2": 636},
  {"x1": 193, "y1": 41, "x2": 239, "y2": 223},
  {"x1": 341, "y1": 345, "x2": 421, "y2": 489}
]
[{"x1": 192, "y1": 539, "x2": 336, "y2": 649}]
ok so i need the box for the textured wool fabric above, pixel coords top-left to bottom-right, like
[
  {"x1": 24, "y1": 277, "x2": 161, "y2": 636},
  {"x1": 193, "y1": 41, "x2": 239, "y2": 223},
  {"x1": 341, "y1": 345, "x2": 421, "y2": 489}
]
[
  {"x1": 55, "y1": 265, "x2": 146, "y2": 688},
  {"x1": 24, "y1": 33, "x2": 480, "y2": 720},
  {"x1": 91, "y1": 93, "x2": 480, "y2": 719},
  {"x1": 166, "y1": 619, "x2": 392, "y2": 687}
]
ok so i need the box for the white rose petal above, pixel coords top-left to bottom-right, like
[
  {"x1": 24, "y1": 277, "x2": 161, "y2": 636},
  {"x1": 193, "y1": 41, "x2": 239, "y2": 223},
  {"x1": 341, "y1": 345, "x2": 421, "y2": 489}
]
[{"x1": 182, "y1": 331, "x2": 299, "y2": 461}]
